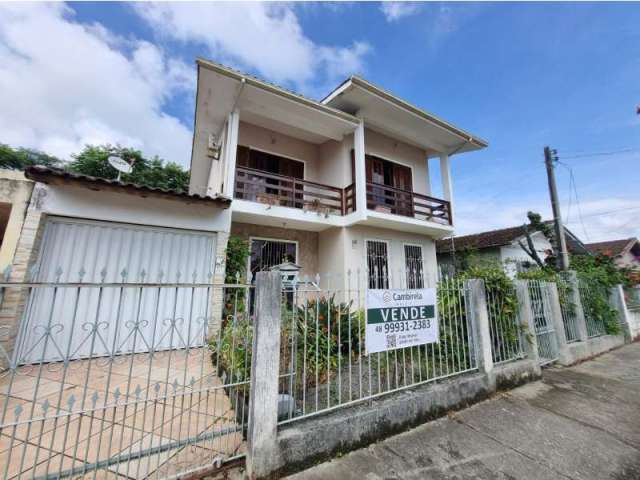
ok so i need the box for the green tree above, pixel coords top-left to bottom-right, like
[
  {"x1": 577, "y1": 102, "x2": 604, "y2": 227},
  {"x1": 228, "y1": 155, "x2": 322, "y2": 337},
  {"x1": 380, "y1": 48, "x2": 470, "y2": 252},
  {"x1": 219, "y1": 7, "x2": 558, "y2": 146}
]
[
  {"x1": 0, "y1": 144, "x2": 61, "y2": 170},
  {"x1": 68, "y1": 144, "x2": 190, "y2": 192},
  {"x1": 1, "y1": 142, "x2": 190, "y2": 193},
  {"x1": 518, "y1": 211, "x2": 555, "y2": 269}
]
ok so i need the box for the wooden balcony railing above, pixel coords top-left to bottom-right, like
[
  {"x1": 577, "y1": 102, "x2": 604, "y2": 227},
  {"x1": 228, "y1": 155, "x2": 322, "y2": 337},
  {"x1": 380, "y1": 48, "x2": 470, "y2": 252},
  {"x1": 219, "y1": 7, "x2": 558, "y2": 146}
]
[
  {"x1": 233, "y1": 168, "x2": 451, "y2": 225},
  {"x1": 366, "y1": 182, "x2": 452, "y2": 225},
  {"x1": 235, "y1": 166, "x2": 345, "y2": 215}
]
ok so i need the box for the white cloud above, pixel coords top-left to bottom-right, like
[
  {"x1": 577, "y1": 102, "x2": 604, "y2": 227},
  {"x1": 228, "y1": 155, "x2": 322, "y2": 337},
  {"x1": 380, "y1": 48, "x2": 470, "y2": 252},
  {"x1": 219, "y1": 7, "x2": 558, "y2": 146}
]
[
  {"x1": 132, "y1": 2, "x2": 371, "y2": 95},
  {"x1": 563, "y1": 197, "x2": 640, "y2": 243},
  {"x1": 422, "y1": 3, "x2": 488, "y2": 50},
  {"x1": 380, "y1": 2, "x2": 421, "y2": 22},
  {"x1": 0, "y1": 3, "x2": 193, "y2": 165},
  {"x1": 454, "y1": 194, "x2": 640, "y2": 244}
]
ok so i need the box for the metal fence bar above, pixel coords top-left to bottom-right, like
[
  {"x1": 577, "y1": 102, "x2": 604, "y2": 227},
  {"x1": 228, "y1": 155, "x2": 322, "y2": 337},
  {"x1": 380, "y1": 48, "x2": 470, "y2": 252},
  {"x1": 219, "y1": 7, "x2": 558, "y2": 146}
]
[
  {"x1": 485, "y1": 282, "x2": 524, "y2": 365},
  {"x1": 578, "y1": 277, "x2": 608, "y2": 337},
  {"x1": 624, "y1": 287, "x2": 640, "y2": 312},
  {"x1": 276, "y1": 272, "x2": 477, "y2": 425},
  {"x1": 557, "y1": 274, "x2": 580, "y2": 343},
  {"x1": 0, "y1": 275, "x2": 253, "y2": 480},
  {"x1": 527, "y1": 280, "x2": 559, "y2": 365}
]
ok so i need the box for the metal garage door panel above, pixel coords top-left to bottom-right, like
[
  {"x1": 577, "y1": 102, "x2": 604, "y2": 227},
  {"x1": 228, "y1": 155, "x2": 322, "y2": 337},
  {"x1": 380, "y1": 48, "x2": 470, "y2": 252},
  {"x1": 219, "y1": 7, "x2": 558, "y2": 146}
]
[{"x1": 18, "y1": 218, "x2": 216, "y2": 363}]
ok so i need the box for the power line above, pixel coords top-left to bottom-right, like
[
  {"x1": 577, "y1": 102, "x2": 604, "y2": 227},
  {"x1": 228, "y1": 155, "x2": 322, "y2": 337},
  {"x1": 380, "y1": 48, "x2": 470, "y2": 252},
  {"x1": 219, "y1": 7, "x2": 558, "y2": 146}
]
[
  {"x1": 569, "y1": 169, "x2": 590, "y2": 242},
  {"x1": 565, "y1": 205, "x2": 640, "y2": 220},
  {"x1": 556, "y1": 160, "x2": 588, "y2": 240},
  {"x1": 561, "y1": 147, "x2": 640, "y2": 160}
]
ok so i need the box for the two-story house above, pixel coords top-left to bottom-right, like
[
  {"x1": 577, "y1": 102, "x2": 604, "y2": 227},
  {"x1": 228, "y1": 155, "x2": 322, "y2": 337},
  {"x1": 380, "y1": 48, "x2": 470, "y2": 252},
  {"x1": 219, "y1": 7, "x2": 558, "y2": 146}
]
[{"x1": 190, "y1": 59, "x2": 487, "y2": 290}]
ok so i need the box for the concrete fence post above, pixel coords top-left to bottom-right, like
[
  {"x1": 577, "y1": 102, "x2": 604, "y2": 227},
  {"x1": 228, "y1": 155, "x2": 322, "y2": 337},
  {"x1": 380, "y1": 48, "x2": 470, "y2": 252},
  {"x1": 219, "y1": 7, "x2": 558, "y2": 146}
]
[
  {"x1": 514, "y1": 280, "x2": 539, "y2": 363},
  {"x1": 464, "y1": 279, "x2": 494, "y2": 377},
  {"x1": 609, "y1": 284, "x2": 633, "y2": 342},
  {"x1": 247, "y1": 271, "x2": 282, "y2": 479},
  {"x1": 565, "y1": 271, "x2": 588, "y2": 342},
  {"x1": 545, "y1": 281, "x2": 573, "y2": 365}
]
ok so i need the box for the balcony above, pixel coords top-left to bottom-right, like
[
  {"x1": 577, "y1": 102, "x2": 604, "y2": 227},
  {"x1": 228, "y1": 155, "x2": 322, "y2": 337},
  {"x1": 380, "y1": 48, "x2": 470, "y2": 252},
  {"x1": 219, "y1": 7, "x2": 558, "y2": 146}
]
[
  {"x1": 233, "y1": 167, "x2": 451, "y2": 226},
  {"x1": 366, "y1": 182, "x2": 451, "y2": 225},
  {"x1": 235, "y1": 166, "x2": 349, "y2": 215}
]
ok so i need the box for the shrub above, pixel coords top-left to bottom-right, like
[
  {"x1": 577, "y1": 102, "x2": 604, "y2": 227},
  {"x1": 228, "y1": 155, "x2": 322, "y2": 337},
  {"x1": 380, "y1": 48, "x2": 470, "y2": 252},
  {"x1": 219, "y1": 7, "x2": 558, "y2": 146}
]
[
  {"x1": 286, "y1": 295, "x2": 364, "y2": 387},
  {"x1": 456, "y1": 263, "x2": 524, "y2": 358}
]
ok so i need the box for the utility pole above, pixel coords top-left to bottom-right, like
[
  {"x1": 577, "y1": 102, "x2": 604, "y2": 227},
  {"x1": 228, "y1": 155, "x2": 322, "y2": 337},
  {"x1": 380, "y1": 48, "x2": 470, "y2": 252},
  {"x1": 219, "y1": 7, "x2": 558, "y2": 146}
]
[{"x1": 544, "y1": 146, "x2": 570, "y2": 271}]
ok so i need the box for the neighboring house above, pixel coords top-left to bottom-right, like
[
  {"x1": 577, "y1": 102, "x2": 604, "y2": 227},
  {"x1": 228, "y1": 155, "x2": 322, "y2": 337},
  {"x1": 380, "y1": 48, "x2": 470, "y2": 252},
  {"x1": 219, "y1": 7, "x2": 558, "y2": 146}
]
[
  {"x1": 436, "y1": 223, "x2": 589, "y2": 277},
  {"x1": 0, "y1": 166, "x2": 231, "y2": 362},
  {"x1": 586, "y1": 238, "x2": 640, "y2": 270},
  {"x1": 0, "y1": 169, "x2": 34, "y2": 273},
  {"x1": 189, "y1": 59, "x2": 488, "y2": 290}
]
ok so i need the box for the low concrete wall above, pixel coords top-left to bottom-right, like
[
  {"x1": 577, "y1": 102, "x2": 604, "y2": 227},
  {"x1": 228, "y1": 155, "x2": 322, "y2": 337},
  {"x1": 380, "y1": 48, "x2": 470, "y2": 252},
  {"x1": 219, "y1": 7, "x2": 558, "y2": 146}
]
[
  {"x1": 493, "y1": 358, "x2": 541, "y2": 391},
  {"x1": 269, "y1": 360, "x2": 540, "y2": 479},
  {"x1": 563, "y1": 335, "x2": 626, "y2": 365}
]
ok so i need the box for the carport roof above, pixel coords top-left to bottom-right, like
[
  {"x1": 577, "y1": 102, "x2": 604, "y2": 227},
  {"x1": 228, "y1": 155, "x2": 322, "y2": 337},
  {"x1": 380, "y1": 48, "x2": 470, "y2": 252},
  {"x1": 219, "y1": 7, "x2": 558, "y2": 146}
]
[{"x1": 25, "y1": 166, "x2": 231, "y2": 208}]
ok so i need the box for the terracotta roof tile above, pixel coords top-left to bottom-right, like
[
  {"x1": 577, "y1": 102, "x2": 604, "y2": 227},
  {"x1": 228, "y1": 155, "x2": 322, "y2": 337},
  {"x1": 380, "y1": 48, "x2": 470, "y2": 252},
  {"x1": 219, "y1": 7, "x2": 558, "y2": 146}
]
[
  {"x1": 437, "y1": 222, "x2": 589, "y2": 255},
  {"x1": 24, "y1": 166, "x2": 231, "y2": 207},
  {"x1": 585, "y1": 238, "x2": 636, "y2": 257}
]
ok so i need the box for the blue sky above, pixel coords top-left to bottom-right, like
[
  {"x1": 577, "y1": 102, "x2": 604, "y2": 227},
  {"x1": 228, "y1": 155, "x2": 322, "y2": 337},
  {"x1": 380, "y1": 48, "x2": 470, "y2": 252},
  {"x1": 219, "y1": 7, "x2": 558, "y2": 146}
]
[{"x1": 1, "y1": 2, "x2": 638, "y2": 241}]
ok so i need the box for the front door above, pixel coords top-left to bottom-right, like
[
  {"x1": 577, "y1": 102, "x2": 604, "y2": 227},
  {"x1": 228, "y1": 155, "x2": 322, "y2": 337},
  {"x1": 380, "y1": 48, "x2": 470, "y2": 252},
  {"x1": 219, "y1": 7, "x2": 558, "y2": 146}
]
[
  {"x1": 249, "y1": 238, "x2": 297, "y2": 311},
  {"x1": 236, "y1": 146, "x2": 304, "y2": 207},
  {"x1": 249, "y1": 238, "x2": 297, "y2": 276},
  {"x1": 365, "y1": 155, "x2": 413, "y2": 216}
]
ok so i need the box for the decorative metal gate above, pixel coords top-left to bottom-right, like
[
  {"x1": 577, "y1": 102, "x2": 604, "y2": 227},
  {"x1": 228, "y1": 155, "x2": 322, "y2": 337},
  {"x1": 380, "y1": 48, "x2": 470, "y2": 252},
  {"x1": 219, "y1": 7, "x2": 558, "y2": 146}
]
[
  {"x1": 0, "y1": 274, "x2": 252, "y2": 479},
  {"x1": 528, "y1": 280, "x2": 559, "y2": 366}
]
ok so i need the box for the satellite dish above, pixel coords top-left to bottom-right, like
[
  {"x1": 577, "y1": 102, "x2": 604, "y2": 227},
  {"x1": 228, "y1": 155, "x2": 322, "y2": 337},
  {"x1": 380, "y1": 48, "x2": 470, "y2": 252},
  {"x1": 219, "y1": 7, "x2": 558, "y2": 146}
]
[
  {"x1": 108, "y1": 156, "x2": 132, "y2": 181},
  {"x1": 108, "y1": 156, "x2": 132, "y2": 174}
]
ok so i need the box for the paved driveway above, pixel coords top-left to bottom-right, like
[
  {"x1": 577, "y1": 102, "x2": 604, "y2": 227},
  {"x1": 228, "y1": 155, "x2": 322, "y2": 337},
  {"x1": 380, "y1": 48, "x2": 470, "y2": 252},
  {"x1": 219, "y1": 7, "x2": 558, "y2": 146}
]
[
  {"x1": 289, "y1": 343, "x2": 640, "y2": 479},
  {"x1": 0, "y1": 349, "x2": 245, "y2": 479}
]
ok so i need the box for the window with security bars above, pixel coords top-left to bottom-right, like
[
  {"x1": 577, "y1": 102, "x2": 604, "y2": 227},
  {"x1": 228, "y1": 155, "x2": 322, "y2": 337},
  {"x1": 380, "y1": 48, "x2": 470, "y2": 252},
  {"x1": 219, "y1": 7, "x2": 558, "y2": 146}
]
[
  {"x1": 250, "y1": 239, "x2": 297, "y2": 276},
  {"x1": 404, "y1": 244, "x2": 424, "y2": 288},
  {"x1": 249, "y1": 238, "x2": 297, "y2": 312},
  {"x1": 367, "y1": 240, "x2": 389, "y2": 289}
]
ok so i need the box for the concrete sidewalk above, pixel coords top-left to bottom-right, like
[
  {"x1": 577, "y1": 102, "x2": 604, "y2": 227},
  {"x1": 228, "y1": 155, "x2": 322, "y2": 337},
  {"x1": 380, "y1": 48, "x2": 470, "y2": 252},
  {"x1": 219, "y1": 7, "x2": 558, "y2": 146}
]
[{"x1": 288, "y1": 343, "x2": 640, "y2": 480}]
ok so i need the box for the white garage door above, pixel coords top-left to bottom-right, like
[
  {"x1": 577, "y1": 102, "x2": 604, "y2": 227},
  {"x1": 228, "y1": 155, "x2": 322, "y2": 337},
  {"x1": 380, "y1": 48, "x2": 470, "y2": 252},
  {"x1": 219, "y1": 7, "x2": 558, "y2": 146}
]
[{"x1": 17, "y1": 217, "x2": 217, "y2": 363}]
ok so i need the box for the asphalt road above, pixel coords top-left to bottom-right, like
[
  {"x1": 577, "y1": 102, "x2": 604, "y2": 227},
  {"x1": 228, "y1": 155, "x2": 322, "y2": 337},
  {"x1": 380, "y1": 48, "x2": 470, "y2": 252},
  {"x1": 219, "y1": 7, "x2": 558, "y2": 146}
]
[{"x1": 288, "y1": 343, "x2": 640, "y2": 480}]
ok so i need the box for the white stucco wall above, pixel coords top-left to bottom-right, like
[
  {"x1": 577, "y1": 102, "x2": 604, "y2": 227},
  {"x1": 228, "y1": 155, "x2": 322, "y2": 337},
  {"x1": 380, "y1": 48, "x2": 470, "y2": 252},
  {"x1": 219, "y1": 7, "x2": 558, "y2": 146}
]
[
  {"x1": 500, "y1": 231, "x2": 551, "y2": 277},
  {"x1": 229, "y1": 122, "x2": 433, "y2": 195},
  {"x1": 37, "y1": 184, "x2": 231, "y2": 233},
  {"x1": 238, "y1": 121, "x2": 321, "y2": 180},
  {"x1": 318, "y1": 227, "x2": 347, "y2": 286},
  {"x1": 350, "y1": 225, "x2": 438, "y2": 288},
  {"x1": 0, "y1": 170, "x2": 34, "y2": 271},
  {"x1": 616, "y1": 248, "x2": 640, "y2": 270},
  {"x1": 317, "y1": 134, "x2": 353, "y2": 188}
]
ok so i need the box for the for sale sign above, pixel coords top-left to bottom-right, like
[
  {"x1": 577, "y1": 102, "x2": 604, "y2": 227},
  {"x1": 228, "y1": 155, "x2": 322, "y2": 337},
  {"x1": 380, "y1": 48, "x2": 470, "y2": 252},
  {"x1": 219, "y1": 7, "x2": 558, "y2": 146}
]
[{"x1": 365, "y1": 289, "x2": 439, "y2": 354}]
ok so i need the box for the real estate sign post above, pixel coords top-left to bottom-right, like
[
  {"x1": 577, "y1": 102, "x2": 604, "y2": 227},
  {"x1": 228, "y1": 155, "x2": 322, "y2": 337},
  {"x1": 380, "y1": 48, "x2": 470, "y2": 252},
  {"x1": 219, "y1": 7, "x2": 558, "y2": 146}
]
[{"x1": 365, "y1": 288, "x2": 439, "y2": 354}]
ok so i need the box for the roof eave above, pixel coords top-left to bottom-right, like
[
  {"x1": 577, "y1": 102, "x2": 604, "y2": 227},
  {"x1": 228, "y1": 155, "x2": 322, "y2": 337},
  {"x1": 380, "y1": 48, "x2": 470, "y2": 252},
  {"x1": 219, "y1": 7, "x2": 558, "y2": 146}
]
[
  {"x1": 323, "y1": 76, "x2": 488, "y2": 151},
  {"x1": 351, "y1": 76, "x2": 488, "y2": 149},
  {"x1": 196, "y1": 58, "x2": 360, "y2": 126}
]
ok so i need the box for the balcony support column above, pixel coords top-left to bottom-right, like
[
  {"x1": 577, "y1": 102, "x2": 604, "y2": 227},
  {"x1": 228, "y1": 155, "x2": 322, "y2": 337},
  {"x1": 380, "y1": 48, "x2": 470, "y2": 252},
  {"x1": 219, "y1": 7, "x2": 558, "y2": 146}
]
[
  {"x1": 223, "y1": 109, "x2": 240, "y2": 198},
  {"x1": 354, "y1": 115, "x2": 367, "y2": 219},
  {"x1": 439, "y1": 153, "x2": 454, "y2": 224},
  {"x1": 424, "y1": 155, "x2": 432, "y2": 196}
]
